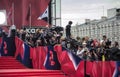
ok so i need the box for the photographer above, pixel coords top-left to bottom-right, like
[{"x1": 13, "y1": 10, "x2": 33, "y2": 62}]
[
  {"x1": 49, "y1": 35, "x2": 57, "y2": 46},
  {"x1": 26, "y1": 34, "x2": 35, "y2": 47},
  {"x1": 100, "y1": 35, "x2": 112, "y2": 60},
  {"x1": 65, "y1": 38, "x2": 79, "y2": 54},
  {"x1": 76, "y1": 45, "x2": 84, "y2": 59},
  {"x1": 82, "y1": 42, "x2": 90, "y2": 60},
  {"x1": 89, "y1": 48, "x2": 98, "y2": 61},
  {"x1": 110, "y1": 41, "x2": 120, "y2": 60},
  {"x1": 36, "y1": 29, "x2": 47, "y2": 46}
]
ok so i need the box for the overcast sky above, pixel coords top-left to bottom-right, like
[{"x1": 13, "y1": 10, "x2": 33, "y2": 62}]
[{"x1": 61, "y1": 0, "x2": 120, "y2": 27}]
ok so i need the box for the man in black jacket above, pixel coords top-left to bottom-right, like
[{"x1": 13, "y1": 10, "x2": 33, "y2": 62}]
[{"x1": 66, "y1": 21, "x2": 73, "y2": 39}]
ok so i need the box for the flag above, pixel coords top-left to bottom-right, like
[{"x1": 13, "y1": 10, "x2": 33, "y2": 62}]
[
  {"x1": 38, "y1": 7, "x2": 48, "y2": 22},
  {"x1": 30, "y1": 0, "x2": 50, "y2": 26}
]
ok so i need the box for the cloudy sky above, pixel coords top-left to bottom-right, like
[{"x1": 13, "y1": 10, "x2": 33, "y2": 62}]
[{"x1": 61, "y1": 0, "x2": 120, "y2": 27}]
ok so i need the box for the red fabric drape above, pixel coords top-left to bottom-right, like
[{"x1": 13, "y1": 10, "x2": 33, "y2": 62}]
[
  {"x1": 0, "y1": 0, "x2": 50, "y2": 28},
  {"x1": 54, "y1": 45, "x2": 76, "y2": 76},
  {"x1": 3, "y1": 41, "x2": 8, "y2": 54},
  {"x1": 90, "y1": 61, "x2": 115, "y2": 77},
  {"x1": 30, "y1": 46, "x2": 47, "y2": 69},
  {"x1": 15, "y1": 37, "x2": 24, "y2": 59}
]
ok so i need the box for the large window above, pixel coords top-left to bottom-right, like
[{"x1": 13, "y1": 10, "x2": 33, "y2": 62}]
[{"x1": 51, "y1": 0, "x2": 61, "y2": 26}]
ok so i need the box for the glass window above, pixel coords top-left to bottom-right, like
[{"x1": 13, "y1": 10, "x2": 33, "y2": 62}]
[{"x1": 51, "y1": 0, "x2": 61, "y2": 26}]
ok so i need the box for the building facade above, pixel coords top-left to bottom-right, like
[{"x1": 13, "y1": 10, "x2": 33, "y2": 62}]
[{"x1": 71, "y1": 8, "x2": 120, "y2": 43}]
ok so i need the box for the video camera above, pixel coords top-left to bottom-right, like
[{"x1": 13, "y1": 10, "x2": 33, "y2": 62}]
[
  {"x1": 65, "y1": 38, "x2": 81, "y2": 52},
  {"x1": 49, "y1": 26, "x2": 63, "y2": 34},
  {"x1": 45, "y1": 26, "x2": 63, "y2": 38}
]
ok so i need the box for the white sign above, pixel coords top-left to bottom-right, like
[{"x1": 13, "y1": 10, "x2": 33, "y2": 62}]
[
  {"x1": 26, "y1": 28, "x2": 37, "y2": 33},
  {"x1": 0, "y1": 10, "x2": 7, "y2": 25}
]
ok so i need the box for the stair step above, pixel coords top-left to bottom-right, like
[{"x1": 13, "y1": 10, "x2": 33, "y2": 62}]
[
  {"x1": 0, "y1": 69, "x2": 67, "y2": 77},
  {"x1": 0, "y1": 65, "x2": 24, "y2": 67},
  {"x1": 0, "y1": 56, "x2": 27, "y2": 69},
  {"x1": 0, "y1": 67, "x2": 27, "y2": 69}
]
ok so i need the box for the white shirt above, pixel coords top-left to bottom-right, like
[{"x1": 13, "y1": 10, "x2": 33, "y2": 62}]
[{"x1": 77, "y1": 49, "x2": 85, "y2": 58}]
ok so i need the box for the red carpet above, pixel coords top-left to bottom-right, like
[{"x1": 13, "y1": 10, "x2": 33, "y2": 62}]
[
  {"x1": 0, "y1": 56, "x2": 67, "y2": 77},
  {"x1": 0, "y1": 56, "x2": 27, "y2": 69}
]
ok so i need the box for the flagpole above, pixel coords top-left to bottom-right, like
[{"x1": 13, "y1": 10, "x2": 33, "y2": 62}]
[
  {"x1": 12, "y1": 2, "x2": 14, "y2": 25},
  {"x1": 84, "y1": 60, "x2": 87, "y2": 77},
  {"x1": 29, "y1": 4, "x2": 31, "y2": 28},
  {"x1": 47, "y1": 5, "x2": 48, "y2": 26}
]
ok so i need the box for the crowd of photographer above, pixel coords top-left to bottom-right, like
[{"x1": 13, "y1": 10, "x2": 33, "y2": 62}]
[
  {"x1": 0, "y1": 21, "x2": 120, "y2": 61},
  {"x1": 15, "y1": 26, "x2": 64, "y2": 47},
  {"x1": 65, "y1": 35, "x2": 120, "y2": 61}
]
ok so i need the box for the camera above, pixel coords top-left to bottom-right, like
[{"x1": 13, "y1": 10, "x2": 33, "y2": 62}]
[
  {"x1": 65, "y1": 38, "x2": 81, "y2": 53},
  {"x1": 44, "y1": 26, "x2": 64, "y2": 45}
]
